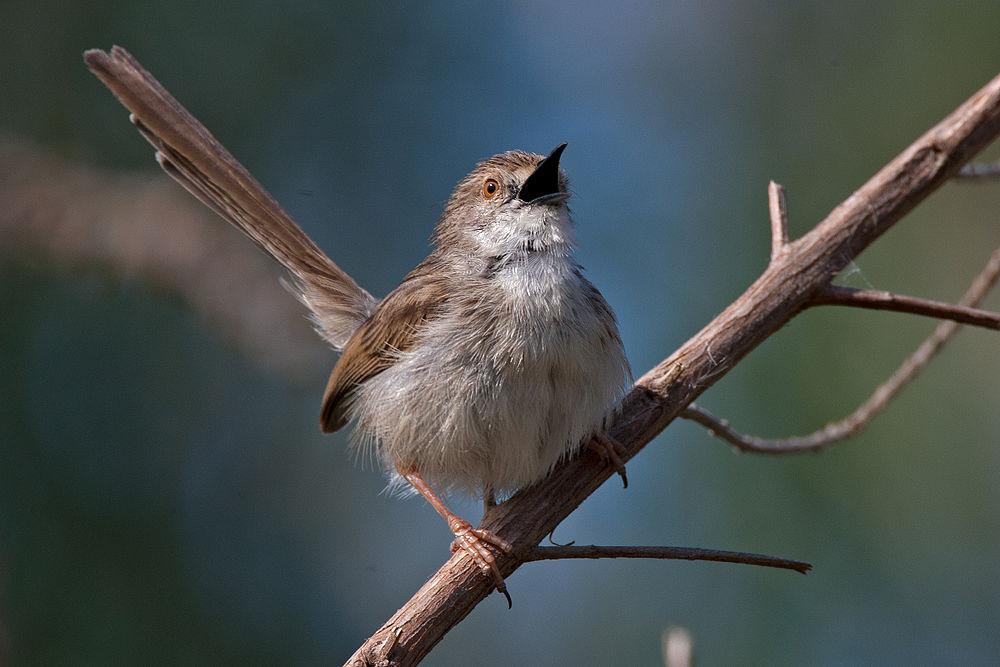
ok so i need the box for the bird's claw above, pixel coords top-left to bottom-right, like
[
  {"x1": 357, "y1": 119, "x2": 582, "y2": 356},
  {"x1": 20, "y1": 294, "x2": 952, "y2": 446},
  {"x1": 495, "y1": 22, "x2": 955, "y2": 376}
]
[
  {"x1": 449, "y1": 521, "x2": 514, "y2": 608},
  {"x1": 587, "y1": 432, "x2": 629, "y2": 488}
]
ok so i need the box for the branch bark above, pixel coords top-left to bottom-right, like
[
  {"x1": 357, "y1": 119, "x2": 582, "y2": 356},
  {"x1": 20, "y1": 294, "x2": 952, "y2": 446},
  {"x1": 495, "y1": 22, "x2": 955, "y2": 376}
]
[
  {"x1": 813, "y1": 284, "x2": 1000, "y2": 329},
  {"x1": 345, "y1": 72, "x2": 1000, "y2": 666}
]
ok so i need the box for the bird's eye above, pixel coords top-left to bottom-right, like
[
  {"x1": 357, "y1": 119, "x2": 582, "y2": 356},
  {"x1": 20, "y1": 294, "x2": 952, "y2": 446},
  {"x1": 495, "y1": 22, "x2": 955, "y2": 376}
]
[{"x1": 482, "y1": 178, "x2": 500, "y2": 199}]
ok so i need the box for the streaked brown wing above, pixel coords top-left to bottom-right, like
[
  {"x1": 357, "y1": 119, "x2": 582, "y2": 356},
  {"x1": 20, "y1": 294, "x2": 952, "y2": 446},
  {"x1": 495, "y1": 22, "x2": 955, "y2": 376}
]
[{"x1": 320, "y1": 262, "x2": 448, "y2": 432}]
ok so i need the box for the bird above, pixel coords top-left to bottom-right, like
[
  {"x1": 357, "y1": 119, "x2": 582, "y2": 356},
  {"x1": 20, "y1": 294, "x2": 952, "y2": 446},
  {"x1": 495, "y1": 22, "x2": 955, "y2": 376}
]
[{"x1": 85, "y1": 47, "x2": 631, "y2": 607}]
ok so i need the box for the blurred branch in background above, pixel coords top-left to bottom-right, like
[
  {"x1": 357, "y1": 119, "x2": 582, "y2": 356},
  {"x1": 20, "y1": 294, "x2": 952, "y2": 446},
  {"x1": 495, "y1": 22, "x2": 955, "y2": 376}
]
[
  {"x1": 661, "y1": 627, "x2": 693, "y2": 667},
  {"x1": 957, "y1": 160, "x2": 1000, "y2": 180},
  {"x1": 0, "y1": 137, "x2": 328, "y2": 380}
]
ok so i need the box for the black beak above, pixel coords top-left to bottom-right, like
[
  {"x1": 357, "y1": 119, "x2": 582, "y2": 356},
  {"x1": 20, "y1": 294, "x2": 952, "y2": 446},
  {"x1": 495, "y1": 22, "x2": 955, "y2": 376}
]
[{"x1": 518, "y1": 143, "x2": 567, "y2": 204}]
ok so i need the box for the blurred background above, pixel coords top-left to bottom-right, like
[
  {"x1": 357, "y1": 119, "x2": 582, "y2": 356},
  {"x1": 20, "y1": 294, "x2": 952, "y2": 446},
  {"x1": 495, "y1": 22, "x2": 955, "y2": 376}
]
[{"x1": 2, "y1": 2, "x2": 999, "y2": 664}]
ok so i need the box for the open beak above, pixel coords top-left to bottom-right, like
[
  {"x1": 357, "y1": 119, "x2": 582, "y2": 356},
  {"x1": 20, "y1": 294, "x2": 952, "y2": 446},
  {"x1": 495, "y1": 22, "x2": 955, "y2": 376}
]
[{"x1": 518, "y1": 143, "x2": 568, "y2": 204}]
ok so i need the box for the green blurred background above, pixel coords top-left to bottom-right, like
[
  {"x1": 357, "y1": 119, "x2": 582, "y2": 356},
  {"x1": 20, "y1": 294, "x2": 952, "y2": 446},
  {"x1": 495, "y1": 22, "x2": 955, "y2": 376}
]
[{"x1": 2, "y1": 2, "x2": 999, "y2": 664}]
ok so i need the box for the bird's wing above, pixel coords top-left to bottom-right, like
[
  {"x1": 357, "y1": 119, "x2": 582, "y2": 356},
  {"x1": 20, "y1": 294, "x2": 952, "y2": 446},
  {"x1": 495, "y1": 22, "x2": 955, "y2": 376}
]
[{"x1": 320, "y1": 262, "x2": 448, "y2": 432}]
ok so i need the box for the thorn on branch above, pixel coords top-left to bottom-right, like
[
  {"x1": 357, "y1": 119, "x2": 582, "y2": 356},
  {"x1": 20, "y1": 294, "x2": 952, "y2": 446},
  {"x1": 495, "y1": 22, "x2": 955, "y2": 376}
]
[
  {"x1": 684, "y1": 247, "x2": 1000, "y2": 454},
  {"x1": 524, "y1": 545, "x2": 812, "y2": 574},
  {"x1": 768, "y1": 180, "x2": 790, "y2": 262}
]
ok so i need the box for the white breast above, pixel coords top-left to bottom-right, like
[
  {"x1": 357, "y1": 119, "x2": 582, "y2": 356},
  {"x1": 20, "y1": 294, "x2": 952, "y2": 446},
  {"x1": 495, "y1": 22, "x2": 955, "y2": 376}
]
[{"x1": 351, "y1": 247, "x2": 629, "y2": 498}]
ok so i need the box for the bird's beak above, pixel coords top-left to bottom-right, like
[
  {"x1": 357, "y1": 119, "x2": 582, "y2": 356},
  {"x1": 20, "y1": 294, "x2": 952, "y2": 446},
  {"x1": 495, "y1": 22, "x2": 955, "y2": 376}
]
[{"x1": 518, "y1": 143, "x2": 568, "y2": 204}]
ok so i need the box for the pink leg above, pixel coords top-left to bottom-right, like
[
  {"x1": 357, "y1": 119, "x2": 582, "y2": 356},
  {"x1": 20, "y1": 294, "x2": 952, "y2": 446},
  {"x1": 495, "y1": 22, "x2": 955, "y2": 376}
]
[{"x1": 400, "y1": 468, "x2": 514, "y2": 608}]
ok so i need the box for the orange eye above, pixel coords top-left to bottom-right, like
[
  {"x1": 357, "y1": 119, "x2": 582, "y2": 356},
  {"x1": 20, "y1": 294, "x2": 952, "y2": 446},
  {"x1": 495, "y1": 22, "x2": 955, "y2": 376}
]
[{"x1": 483, "y1": 178, "x2": 500, "y2": 199}]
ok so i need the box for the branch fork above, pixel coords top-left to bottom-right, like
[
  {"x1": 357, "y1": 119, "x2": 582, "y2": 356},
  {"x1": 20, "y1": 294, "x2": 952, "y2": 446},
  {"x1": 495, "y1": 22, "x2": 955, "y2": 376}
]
[{"x1": 683, "y1": 183, "x2": 1000, "y2": 455}]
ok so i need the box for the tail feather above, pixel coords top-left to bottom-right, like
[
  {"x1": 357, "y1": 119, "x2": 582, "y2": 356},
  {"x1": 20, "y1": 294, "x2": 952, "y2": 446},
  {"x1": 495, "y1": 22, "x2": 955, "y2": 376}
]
[{"x1": 85, "y1": 46, "x2": 374, "y2": 349}]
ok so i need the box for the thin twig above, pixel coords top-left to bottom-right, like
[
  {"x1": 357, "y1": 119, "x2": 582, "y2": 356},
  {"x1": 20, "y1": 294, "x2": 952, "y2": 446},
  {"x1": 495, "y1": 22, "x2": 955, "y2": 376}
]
[
  {"x1": 768, "y1": 180, "x2": 789, "y2": 262},
  {"x1": 684, "y1": 247, "x2": 1000, "y2": 454},
  {"x1": 525, "y1": 545, "x2": 812, "y2": 574},
  {"x1": 813, "y1": 285, "x2": 1000, "y2": 330},
  {"x1": 956, "y1": 160, "x2": 1000, "y2": 180}
]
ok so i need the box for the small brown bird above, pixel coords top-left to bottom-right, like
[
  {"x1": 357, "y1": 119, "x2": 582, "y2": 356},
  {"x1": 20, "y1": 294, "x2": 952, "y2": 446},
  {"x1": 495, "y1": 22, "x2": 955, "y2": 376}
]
[{"x1": 85, "y1": 47, "x2": 631, "y2": 606}]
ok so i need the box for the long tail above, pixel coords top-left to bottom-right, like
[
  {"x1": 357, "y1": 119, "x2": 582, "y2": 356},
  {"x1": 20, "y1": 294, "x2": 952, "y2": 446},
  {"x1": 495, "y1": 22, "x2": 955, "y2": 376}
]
[{"x1": 84, "y1": 46, "x2": 375, "y2": 349}]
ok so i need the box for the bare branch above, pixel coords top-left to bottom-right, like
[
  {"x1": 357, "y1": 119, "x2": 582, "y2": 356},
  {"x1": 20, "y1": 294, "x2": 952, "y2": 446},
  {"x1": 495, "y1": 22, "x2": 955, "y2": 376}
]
[
  {"x1": 343, "y1": 69, "x2": 1000, "y2": 663},
  {"x1": 684, "y1": 247, "x2": 1000, "y2": 454},
  {"x1": 813, "y1": 285, "x2": 1000, "y2": 329},
  {"x1": 80, "y1": 48, "x2": 1000, "y2": 666},
  {"x1": 956, "y1": 160, "x2": 1000, "y2": 180},
  {"x1": 768, "y1": 180, "x2": 790, "y2": 262},
  {"x1": 524, "y1": 545, "x2": 811, "y2": 574}
]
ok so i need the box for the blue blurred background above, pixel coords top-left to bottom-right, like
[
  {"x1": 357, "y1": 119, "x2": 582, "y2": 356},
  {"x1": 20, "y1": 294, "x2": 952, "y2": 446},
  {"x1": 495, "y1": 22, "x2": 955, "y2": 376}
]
[{"x1": 2, "y1": 2, "x2": 999, "y2": 664}]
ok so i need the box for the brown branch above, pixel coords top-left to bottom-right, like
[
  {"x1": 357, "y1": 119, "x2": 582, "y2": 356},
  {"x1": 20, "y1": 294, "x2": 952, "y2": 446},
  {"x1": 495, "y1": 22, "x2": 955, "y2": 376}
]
[
  {"x1": 343, "y1": 71, "x2": 1000, "y2": 665},
  {"x1": 768, "y1": 180, "x2": 790, "y2": 262},
  {"x1": 956, "y1": 160, "x2": 1000, "y2": 179},
  {"x1": 813, "y1": 285, "x2": 1000, "y2": 329},
  {"x1": 79, "y1": 48, "x2": 1000, "y2": 666},
  {"x1": 524, "y1": 545, "x2": 812, "y2": 574},
  {"x1": 683, "y1": 247, "x2": 1000, "y2": 454}
]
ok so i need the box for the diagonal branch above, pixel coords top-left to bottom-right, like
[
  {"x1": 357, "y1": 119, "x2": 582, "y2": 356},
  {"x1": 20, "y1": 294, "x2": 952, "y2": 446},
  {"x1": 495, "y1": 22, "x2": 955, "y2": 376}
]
[
  {"x1": 345, "y1": 72, "x2": 1000, "y2": 665},
  {"x1": 80, "y1": 48, "x2": 1000, "y2": 666},
  {"x1": 524, "y1": 545, "x2": 812, "y2": 574},
  {"x1": 683, "y1": 247, "x2": 1000, "y2": 454},
  {"x1": 813, "y1": 285, "x2": 1000, "y2": 329}
]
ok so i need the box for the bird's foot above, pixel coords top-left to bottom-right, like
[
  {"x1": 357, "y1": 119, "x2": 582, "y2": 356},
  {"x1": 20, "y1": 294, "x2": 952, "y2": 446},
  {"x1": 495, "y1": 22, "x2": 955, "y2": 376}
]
[
  {"x1": 448, "y1": 518, "x2": 514, "y2": 608},
  {"x1": 586, "y1": 432, "x2": 629, "y2": 488}
]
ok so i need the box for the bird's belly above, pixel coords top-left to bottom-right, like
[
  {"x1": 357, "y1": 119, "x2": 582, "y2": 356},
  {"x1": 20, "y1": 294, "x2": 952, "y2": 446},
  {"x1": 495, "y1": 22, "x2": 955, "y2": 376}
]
[{"x1": 352, "y1": 261, "x2": 627, "y2": 496}]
